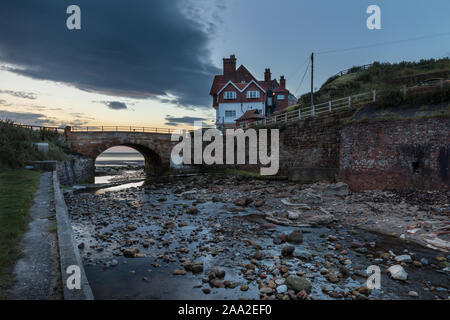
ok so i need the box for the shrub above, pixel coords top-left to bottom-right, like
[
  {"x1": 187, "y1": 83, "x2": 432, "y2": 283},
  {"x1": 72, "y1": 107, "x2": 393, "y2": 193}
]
[{"x1": 0, "y1": 120, "x2": 67, "y2": 168}]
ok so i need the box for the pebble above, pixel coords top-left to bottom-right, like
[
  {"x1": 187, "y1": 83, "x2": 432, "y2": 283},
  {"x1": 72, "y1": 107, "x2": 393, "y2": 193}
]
[
  {"x1": 287, "y1": 230, "x2": 303, "y2": 244},
  {"x1": 240, "y1": 284, "x2": 249, "y2": 291},
  {"x1": 408, "y1": 291, "x2": 418, "y2": 297},
  {"x1": 276, "y1": 285, "x2": 288, "y2": 294},
  {"x1": 173, "y1": 269, "x2": 186, "y2": 275},
  {"x1": 395, "y1": 255, "x2": 412, "y2": 263},
  {"x1": 387, "y1": 265, "x2": 408, "y2": 281},
  {"x1": 281, "y1": 246, "x2": 295, "y2": 256}
]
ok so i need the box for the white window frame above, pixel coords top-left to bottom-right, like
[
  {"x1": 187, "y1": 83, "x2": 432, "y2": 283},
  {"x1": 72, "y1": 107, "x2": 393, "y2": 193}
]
[
  {"x1": 246, "y1": 90, "x2": 260, "y2": 99},
  {"x1": 225, "y1": 110, "x2": 236, "y2": 118},
  {"x1": 277, "y1": 94, "x2": 285, "y2": 100},
  {"x1": 224, "y1": 91, "x2": 236, "y2": 100}
]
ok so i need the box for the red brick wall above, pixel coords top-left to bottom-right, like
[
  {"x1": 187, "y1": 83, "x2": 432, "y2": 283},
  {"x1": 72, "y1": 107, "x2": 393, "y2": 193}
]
[
  {"x1": 276, "y1": 91, "x2": 289, "y2": 111},
  {"x1": 340, "y1": 118, "x2": 450, "y2": 191}
]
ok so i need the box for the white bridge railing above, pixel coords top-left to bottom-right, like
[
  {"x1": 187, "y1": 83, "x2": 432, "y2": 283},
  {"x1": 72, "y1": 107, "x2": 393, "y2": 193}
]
[
  {"x1": 241, "y1": 90, "x2": 375, "y2": 129},
  {"x1": 240, "y1": 79, "x2": 449, "y2": 129}
]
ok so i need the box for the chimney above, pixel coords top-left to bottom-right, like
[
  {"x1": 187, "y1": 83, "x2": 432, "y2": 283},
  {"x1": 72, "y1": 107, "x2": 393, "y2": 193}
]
[
  {"x1": 280, "y1": 75, "x2": 286, "y2": 88},
  {"x1": 264, "y1": 68, "x2": 271, "y2": 82},
  {"x1": 223, "y1": 54, "x2": 236, "y2": 76}
]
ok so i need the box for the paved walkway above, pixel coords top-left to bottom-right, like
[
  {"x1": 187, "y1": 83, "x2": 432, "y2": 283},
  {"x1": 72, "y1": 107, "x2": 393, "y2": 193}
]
[{"x1": 7, "y1": 172, "x2": 62, "y2": 299}]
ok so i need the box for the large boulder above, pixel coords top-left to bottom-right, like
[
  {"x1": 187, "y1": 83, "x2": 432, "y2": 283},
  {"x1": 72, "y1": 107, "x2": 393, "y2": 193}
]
[
  {"x1": 122, "y1": 247, "x2": 139, "y2": 258},
  {"x1": 322, "y1": 182, "x2": 349, "y2": 197},
  {"x1": 296, "y1": 188, "x2": 323, "y2": 204},
  {"x1": 287, "y1": 230, "x2": 303, "y2": 244},
  {"x1": 210, "y1": 267, "x2": 226, "y2": 279},
  {"x1": 281, "y1": 246, "x2": 295, "y2": 256},
  {"x1": 285, "y1": 275, "x2": 312, "y2": 293},
  {"x1": 293, "y1": 250, "x2": 312, "y2": 261}
]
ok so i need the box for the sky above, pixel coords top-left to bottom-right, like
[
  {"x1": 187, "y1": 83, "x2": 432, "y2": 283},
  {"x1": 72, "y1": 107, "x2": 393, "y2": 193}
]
[{"x1": 0, "y1": 0, "x2": 449, "y2": 129}]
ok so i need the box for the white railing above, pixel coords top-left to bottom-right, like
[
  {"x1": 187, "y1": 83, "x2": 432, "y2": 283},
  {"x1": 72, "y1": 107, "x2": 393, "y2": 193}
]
[
  {"x1": 241, "y1": 90, "x2": 375, "y2": 129},
  {"x1": 241, "y1": 78, "x2": 450, "y2": 129}
]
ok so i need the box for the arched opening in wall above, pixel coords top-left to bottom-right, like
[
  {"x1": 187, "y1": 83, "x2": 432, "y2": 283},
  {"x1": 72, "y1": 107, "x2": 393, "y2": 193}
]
[{"x1": 95, "y1": 145, "x2": 157, "y2": 184}]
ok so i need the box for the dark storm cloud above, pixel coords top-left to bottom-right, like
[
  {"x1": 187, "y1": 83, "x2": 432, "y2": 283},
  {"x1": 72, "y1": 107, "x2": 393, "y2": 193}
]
[
  {"x1": 0, "y1": 110, "x2": 89, "y2": 127},
  {"x1": 0, "y1": 90, "x2": 37, "y2": 99},
  {"x1": 164, "y1": 115, "x2": 208, "y2": 126},
  {"x1": 0, "y1": 0, "x2": 219, "y2": 109},
  {"x1": 101, "y1": 101, "x2": 128, "y2": 110}
]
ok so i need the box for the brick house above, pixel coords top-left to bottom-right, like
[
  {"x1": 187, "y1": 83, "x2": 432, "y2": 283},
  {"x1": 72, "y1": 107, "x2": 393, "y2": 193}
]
[{"x1": 210, "y1": 55, "x2": 296, "y2": 129}]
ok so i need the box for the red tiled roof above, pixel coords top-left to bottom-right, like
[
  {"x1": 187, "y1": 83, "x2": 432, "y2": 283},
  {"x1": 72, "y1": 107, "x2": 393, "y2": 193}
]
[
  {"x1": 210, "y1": 75, "x2": 224, "y2": 95},
  {"x1": 235, "y1": 109, "x2": 266, "y2": 122},
  {"x1": 210, "y1": 64, "x2": 257, "y2": 95},
  {"x1": 210, "y1": 62, "x2": 291, "y2": 98}
]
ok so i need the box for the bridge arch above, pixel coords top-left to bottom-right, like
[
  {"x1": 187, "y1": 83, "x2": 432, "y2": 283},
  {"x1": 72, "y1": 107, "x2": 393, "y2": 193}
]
[
  {"x1": 65, "y1": 128, "x2": 175, "y2": 175},
  {"x1": 95, "y1": 143, "x2": 162, "y2": 174}
]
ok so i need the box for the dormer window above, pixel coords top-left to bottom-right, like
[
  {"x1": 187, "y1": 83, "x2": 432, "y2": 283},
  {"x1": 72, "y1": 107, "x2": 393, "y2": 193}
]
[
  {"x1": 246, "y1": 90, "x2": 260, "y2": 99},
  {"x1": 224, "y1": 91, "x2": 236, "y2": 99}
]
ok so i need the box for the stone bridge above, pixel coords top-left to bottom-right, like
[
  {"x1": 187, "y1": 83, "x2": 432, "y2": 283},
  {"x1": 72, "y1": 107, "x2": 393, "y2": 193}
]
[{"x1": 64, "y1": 126, "x2": 178, "y2": 174}]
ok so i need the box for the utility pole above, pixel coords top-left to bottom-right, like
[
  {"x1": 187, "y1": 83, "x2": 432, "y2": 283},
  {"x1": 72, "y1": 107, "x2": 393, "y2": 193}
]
[{"x1": 310, "y1": 52, "x2": 314, "y2": 106}]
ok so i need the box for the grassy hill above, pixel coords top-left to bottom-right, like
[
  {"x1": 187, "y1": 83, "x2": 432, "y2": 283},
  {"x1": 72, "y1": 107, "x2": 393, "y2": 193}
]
[
  {"x1": 0, "y1": 120, "x2": 68, "y2": 169},
  {"x1": 297, "y1": 57, "x2": 450, "y2": 107}
]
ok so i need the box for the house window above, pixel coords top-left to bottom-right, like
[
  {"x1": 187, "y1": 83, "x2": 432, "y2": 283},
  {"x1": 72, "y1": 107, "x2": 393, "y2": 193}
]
[
  {"x1": 224, "y1": 91, "x2": 236, "y2": 99},
  {"x1": 267, "y1": 97, "x2": 273, "y2": 106},
  {"x1": 225, "y1": 110, "x2": 236, "y2": 118},
  {"x1": 246, "y1": 90, "x2": 260, "y2": 99},
  {"x1": 277, "y1": 94, "x2": 285, "y2": 100}
]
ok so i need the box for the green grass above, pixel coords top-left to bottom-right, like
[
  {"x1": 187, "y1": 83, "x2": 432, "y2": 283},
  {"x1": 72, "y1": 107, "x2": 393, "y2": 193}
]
[
  {"x1": 297, "y1": 57, "x2": 450, "y2": 107},
  {"x1": 348, "y1": 109, "x2": 450, "y2": 124},
  {"x1": 0, "y1": 167, "x2": 41, "y2": 299},
  {"x1": 0, "y1": 120, "x2": 68, "y2": 169}
]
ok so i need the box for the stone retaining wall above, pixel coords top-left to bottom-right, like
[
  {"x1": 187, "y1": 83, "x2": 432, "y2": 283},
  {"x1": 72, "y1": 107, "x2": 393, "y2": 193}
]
[
  {"x1": 56, "y1": 156, "x2": 94, "y2": 185},
  {"x1": 53, "y1": 171, "x2": 93, "y2": 300}
]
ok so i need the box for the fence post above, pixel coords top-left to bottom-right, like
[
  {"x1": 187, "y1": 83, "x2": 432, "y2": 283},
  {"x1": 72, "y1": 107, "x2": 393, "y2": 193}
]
[
  {"x1": 264, "y1": 118, "x2": 267, "y2": 126},
  {"x1": 348, "y1": 96, "x2": 352, "y2": 108},
  {"x1": 311, "y1": 104, "x2": 315, "y2": 116},
  {"x1": 298, "y1": 108, "x2": 301, "y2": 119},
  {"x1": 328, "y1": 100, "x2": 332, "y2": 112},
  {"x1": 440, "y1": 79, "x2": 444, "y2": 89},
  {"x1": 372, "y1": 89, "x2": 377, "y2": 102},
  {"x1": 403, "y1": 84, "x2": 407, "y2": 97},
  {"x1": 285, "y1": 113, "x2": 288, "y2": 122},
  {"x1": 274, "y1": 115, "x2": 277, "y2": 123}
]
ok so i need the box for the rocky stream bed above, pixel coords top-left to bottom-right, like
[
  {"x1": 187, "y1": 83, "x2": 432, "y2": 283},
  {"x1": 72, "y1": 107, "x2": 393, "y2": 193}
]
[{"x1": 64, "y1": 168, "x2": 449, "y2": 300}]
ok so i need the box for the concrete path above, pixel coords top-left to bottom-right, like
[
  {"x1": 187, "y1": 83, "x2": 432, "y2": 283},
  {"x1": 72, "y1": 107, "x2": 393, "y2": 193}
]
[{"x1": 7, "y1": 172, "x2": 62, "y2": 300}]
